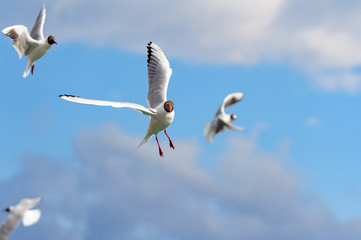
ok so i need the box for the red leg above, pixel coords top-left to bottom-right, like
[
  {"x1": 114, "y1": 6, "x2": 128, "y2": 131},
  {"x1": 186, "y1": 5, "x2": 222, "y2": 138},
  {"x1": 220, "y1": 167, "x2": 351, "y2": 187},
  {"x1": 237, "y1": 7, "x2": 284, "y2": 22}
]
[
  {"x1": 164, "y1": 129, "x2": 175, "y2": 149},
  {"x1": 31, "y1": 64, "x2": 35, "y2": 75},
  {"x1": 155, "y1": 135, "x2": 163, "y2": 157}
]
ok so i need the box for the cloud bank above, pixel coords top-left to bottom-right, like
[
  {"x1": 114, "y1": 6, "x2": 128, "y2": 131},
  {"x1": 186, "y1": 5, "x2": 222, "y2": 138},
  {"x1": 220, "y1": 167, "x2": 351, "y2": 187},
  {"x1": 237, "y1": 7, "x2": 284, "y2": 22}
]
[
  {"x1": 2, "y1": 0, "x2": 360, "y2": 93},
  {"x1": 1, "y1": 124, "x2": 361, "y2": 240}
]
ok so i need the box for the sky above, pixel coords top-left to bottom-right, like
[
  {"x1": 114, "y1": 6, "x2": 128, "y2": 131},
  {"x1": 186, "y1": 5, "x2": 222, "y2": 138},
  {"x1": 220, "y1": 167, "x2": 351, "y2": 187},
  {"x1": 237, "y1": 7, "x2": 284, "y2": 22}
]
[{"x1": 1, "y1": 0, "x2": 361, "y2": 239}]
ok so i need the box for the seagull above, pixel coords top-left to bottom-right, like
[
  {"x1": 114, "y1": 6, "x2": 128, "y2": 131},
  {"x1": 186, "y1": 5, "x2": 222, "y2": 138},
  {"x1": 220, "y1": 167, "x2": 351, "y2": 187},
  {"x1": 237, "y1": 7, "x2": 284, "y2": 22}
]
[
  {"x1": 2, "y1": 4, "x2": 57, "y2": 78},
  {"x1": 0, "y1": 197, "x2": 41, "y2": 240},
  {"x1": 204, "y1": 92, "x2": 245, "y2": 143},
  {"x1": 60, "y1": 42, "x2": 175, "y2": 157}
]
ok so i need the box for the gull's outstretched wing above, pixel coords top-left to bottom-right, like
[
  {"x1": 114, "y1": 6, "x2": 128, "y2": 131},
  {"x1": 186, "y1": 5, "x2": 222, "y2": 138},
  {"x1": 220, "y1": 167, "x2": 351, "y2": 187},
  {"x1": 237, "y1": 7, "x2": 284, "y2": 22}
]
[
  {"x1": 147, "y1": 42, "x2": 172, "y2": 109},
  {"x1": 30, "y1": 4, "x2": 46, "y2": 40},
  {"x1": 17, "y1": 198, "x2": 41, "y2": 212},
  {"x1": 2, "y1": 25, "x2": 38, "y2": 59},
  {"x1": 59, "y1": 95, "x2": 155, "y2": 116},
  {"x1": 216, "y1": 92, "x2": 244, "y2": 116},
  {"x1": 0, "y1": 213, "x2": 21, "y2": 240},
  {"x1": 204, "y1": 119, "x2": 225, "y2": 144},
  {"x1": 225, "y1": 122, "x2": 246, "y2": 132}
]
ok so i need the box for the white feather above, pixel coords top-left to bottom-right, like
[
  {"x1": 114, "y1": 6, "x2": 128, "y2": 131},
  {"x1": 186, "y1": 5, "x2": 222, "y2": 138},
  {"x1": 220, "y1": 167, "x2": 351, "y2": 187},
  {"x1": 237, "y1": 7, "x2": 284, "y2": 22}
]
[
  {"x1": 22, "y1": 209, "x2": 41, "y2": 227},
  {"x1": 147, "y1": 42, "x2": 172, "y2": 109},
  {"x1": 59, "y1": 95, "x2": 155, "y2": 116}
]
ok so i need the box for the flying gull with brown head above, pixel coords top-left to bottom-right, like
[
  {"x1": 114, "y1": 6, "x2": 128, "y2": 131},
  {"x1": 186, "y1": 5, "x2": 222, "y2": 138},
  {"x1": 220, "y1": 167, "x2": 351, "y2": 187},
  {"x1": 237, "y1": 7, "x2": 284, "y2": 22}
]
[
  {"x1": 60, "y1": 42, "x2": 175, "y2": 156},
  {"x1": 0, "y1": 197, "x2": 42, "y2": 240},
  {"x1": 2, "y1": 4, "x2": 57, "y2": 78},
  {"x1": 204, "y1": 92, "x2": 245, "y2": 143}
]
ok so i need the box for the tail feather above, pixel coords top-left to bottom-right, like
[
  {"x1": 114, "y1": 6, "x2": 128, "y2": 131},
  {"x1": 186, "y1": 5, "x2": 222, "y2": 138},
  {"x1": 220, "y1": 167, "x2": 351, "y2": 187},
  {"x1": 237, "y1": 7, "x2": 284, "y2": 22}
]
[
  {"x1": 137, "y1": 133, "x2": 153, "y2": 149},
  {"x1": 23, "y1": 61, "x2": 32, "y2": 78}
]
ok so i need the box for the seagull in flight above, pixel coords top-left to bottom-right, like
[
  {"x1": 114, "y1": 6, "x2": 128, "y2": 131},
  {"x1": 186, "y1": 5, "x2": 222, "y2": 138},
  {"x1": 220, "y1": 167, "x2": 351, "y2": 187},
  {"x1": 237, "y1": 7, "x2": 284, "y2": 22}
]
[
  {"x1": 204, "y1": 92, "x2": 245, "y2": 143},
  {"x1": 2, "y1": 4, "x2": 57, "y2": 78},
  {"x1": 0, "y1": 197, "x2": 42, "y2": 240},
  {"x1": 60, "y1": 42, "x2": 175, "y2": 157}
]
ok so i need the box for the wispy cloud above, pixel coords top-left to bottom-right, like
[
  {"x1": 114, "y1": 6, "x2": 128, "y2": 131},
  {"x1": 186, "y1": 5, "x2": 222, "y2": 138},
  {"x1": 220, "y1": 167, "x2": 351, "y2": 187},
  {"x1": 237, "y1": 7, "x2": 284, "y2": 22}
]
[
  {"x1": 1, "y1": 124, "x2": 361, "y2": 240},
  {"x1": 305, "y1": 116, "x2": 322, "y2": 127}
]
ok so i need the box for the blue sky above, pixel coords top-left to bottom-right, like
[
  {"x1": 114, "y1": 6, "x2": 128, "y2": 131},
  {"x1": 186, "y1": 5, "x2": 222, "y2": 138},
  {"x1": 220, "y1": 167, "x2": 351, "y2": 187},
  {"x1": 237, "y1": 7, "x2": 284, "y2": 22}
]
[{"x1": 1, "y1": 0, "x2": 361, "y2": 239}]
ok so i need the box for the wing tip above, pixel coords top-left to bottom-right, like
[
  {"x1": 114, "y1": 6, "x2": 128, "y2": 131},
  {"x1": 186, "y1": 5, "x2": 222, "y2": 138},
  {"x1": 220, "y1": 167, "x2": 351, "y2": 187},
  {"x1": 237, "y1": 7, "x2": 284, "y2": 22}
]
[
  {"x1": 204, "y1": 123, "x2": 215, "y2": 143},
  {"x1": 40, "y1": 3, "x2": 46, "y2": 12},
  {"x1": 59, "y1": 94, "x2": 79, "y2": 98},
  {"x1": 147, "y1": 41, "x2": 153, "y2": 64},
  {"x1": 59, "y1": 94, "x2": 75, "y2": 97},
  {"x1": 233, "y1": 92, "x2": 244, "y2": 100}
]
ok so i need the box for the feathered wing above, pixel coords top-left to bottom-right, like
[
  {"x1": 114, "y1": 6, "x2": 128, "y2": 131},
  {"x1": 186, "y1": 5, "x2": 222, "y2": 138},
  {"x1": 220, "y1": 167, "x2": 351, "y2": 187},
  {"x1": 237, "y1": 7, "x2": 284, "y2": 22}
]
[
  {"x1": 17, "y1": 198, "x2": 41, "y2": 211},
  {"x1": 0, "y1": 213, "x2": 21, "y2": 239},
  {"x1": 225, "y1": 122, "x2": 246, "y2": 132},
  {"x1": 59, "y1": 95, "x2": 155, "y2": 116},
  {"x1": 204, "y1": 118, "x2": 226, "y2": 143},
  {"x1": 216, "y1": 92, "x2": 244, "y2": 116},
  {"x1": 22, "y1": 209, "x2": 41, "y2": 227},
  {"x1": 147, "y1": 42, "x2": 172, "y2": 109},
  {"x1": 30, "y1": 4, "x2": 46, "y2": 40},
  {"x1": 2, "y1": 25, "x2": 38, "y2": 59},
  {"x1": 204, "y1": 122, "x2": 216, "y2": 143}
]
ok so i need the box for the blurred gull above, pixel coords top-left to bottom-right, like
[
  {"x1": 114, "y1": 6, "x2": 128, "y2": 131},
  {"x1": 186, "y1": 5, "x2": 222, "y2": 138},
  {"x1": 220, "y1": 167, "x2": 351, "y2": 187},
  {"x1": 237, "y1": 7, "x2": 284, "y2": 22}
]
[
  {"x1": 0, "y1": 197, "x2": 41, "y2": 240},
  {"x1": 2, "y1": 4, "x2": 57, "y2": 78},
  {"x1": 60, "y1": 42, "x2": 175, "y2": 157},
  {"x1": 204, "y1": 92, "x2": 245, "y2": 143}
]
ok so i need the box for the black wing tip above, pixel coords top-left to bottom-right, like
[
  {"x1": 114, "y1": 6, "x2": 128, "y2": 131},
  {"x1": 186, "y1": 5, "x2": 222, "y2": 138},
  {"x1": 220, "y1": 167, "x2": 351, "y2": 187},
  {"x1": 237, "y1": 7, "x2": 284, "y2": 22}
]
[
  {"x1": 147, "y1": 41, "x2": 154, "y2": 65},
  {"x1": 59, "y1": 94, "x2": 78, "y2": 98}
]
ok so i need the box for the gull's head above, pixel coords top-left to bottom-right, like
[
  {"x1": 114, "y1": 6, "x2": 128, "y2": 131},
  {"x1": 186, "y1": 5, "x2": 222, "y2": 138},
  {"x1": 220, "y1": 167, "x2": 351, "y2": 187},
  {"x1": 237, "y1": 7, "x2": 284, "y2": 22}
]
[
  {"x1": 47, "y1": 35, "x2": 57, "y2": 45},
  {"x1": 164, "y1": 100, "x2": 174, "y2": 113},
  {"x1": 230, "y1": 114, "x2": 237, "y2": 121}
]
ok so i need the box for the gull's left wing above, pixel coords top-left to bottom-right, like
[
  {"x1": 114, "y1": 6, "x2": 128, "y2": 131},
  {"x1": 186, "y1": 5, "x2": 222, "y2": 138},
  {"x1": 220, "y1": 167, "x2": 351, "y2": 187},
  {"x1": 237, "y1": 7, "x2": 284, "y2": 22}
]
[
  {"x1": 216, "y1": 92, "x2": 244, "y2": 116},
  {"x1": 146, "y1": 42, "x2": 172, "y2": 109},
  {"x1": 30, "y1": 4, "x2": 46, "y2": 40}
]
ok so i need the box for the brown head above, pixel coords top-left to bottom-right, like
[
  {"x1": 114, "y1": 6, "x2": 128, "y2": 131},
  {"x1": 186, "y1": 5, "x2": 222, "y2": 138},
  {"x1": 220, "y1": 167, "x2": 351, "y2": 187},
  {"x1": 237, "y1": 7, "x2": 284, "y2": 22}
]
[
  {"x1": 47, "y1": 35, "x2": 57, "y2": 45},
  {"x1": 230, "y1": 114, "x2": 237, "y2": 121},
  {"x1": 164, "y1": 100, "x2": 174, "y2": 113}
]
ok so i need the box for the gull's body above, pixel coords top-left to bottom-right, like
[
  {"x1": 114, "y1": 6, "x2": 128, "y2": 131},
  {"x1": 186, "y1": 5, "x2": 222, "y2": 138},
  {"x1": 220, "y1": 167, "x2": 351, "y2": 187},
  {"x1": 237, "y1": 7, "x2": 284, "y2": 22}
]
[
  {"x1": 0, "y1": 198, "x2": 41, "y2": 240},
  {"x1": 204, "y1": 92, "x2": 245, "y2": 143},
  {"x1": 60, "y1": 42, "x2": 175, "y2": 156},
  {"x1": 2, "y1": 4, "x2": 57, "y2": 78}
]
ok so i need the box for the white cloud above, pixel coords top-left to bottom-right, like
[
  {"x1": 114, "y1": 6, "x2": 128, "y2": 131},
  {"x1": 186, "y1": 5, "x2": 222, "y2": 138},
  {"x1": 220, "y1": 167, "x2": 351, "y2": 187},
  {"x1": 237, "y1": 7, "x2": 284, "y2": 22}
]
[
  {"x1": 2, "y1": 124, "x2": 361, "y2": 239},
  {"x1": 2, "y1": 0, "x2": 361, "y2": 93},
  {"x1": 312, "y1": 71, "x2": 361, "y2": 94}
]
